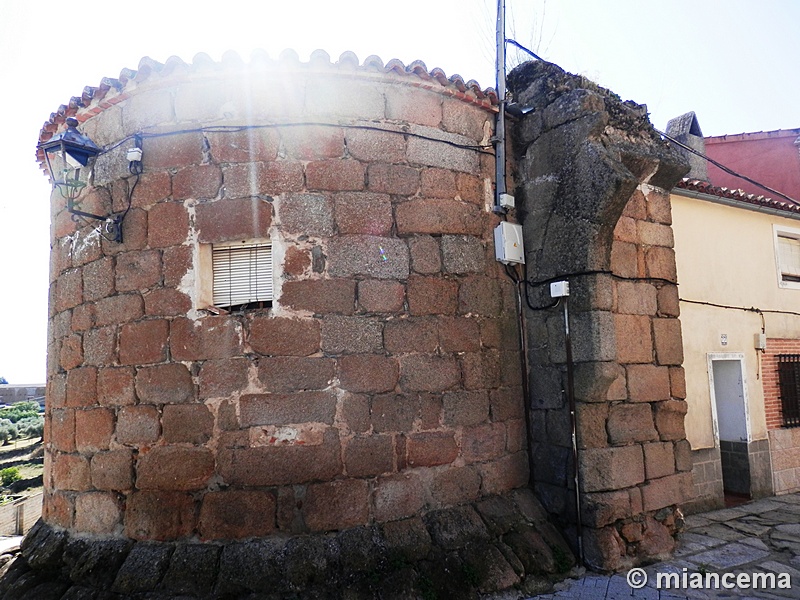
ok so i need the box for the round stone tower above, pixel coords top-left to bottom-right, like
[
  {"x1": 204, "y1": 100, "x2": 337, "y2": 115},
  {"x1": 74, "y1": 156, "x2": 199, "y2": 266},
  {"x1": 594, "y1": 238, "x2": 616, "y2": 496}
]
[{"x1": 11, "y1": 51, "x2": 568, "y2": 597}]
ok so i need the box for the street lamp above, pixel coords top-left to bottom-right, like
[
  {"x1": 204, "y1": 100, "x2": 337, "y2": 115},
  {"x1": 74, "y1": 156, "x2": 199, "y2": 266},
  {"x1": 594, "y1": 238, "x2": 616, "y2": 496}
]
[
  {"x1": 39, "y1": 117, "x2": 128, "y2": 243},
  {"x1": 40, "y1": 117, "x2": 100, "y2": 201}
]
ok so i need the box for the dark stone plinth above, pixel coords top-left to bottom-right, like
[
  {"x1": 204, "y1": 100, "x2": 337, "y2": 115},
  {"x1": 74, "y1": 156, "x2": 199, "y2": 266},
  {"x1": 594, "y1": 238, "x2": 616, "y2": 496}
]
[{"x1": 0, "y1": 490, "x2": 576, "y2": 599}]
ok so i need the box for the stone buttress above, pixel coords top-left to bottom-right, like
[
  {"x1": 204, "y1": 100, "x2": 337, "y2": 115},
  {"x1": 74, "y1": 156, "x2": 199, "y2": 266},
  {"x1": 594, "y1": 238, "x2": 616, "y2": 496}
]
[{"x1": 508, "y1": 61, "x2": 691, "y2": 571}]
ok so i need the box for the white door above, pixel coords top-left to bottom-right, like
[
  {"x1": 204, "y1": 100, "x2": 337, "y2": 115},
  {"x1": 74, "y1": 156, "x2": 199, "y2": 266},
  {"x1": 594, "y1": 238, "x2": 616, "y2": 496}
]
[
  {"x1": 709, "y1": 355, "x2": 750, "y2": 444},
  {"x1": 708, "y1": 353, "x2": 752, "y2": 496}
]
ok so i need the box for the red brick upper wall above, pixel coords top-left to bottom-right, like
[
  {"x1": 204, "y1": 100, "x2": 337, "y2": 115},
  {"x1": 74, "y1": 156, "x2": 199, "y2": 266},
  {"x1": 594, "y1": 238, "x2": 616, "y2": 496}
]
[{"x1": 705, "y1": 129, "x2": 800, "y2": 202}]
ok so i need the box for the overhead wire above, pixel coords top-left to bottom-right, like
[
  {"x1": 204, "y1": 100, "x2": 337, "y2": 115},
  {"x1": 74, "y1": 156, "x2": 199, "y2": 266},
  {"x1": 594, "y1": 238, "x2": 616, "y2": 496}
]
[
  {"x1": 680, "y1": 298, "x2": 800, "y2": 319},
  {"x1": 506, "y1": 39, "x2": 543, "y2": 61},
  {"x1": 99, "y1": 122, "x2": 496, "y2": 157},
  {"x1": 655, "y1": 128, "x2": 799, "y2": 205}
]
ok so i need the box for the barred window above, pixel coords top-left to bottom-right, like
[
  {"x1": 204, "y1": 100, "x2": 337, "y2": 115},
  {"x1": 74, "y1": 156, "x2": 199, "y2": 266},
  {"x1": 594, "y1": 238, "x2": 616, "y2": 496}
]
[
  {"x1": 778, "y1": 354, "x2": 800, "y2": 427},
  {"x1": 212, "y1": 240, "x2": 273, "y2": 310}
]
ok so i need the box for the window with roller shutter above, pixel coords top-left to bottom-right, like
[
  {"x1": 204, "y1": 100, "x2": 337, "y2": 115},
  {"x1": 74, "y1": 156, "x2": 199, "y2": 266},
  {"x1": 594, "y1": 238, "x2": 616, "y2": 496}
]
[{"x1": 212, "y1": 240, "x2": 273, "y2": 310}]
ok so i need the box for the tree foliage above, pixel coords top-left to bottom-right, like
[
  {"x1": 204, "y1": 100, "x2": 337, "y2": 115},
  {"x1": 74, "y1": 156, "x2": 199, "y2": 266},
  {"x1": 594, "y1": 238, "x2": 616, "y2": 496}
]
[
  {"x1": 0, "y1": 420, "x2": 17, "y2": 445},
  {"x1": 0, "y1": 467, "x2": 21, "y2": 487},
  {"x1": 0, "y1": 401, "x2": 41, "y2": 424},
  {"x1": 16, "y1": 416, "x2": 44, "y2": 439}
]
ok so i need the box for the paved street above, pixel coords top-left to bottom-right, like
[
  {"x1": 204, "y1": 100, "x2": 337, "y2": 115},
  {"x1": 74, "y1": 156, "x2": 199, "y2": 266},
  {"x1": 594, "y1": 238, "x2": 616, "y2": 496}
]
[{"x1": 531, "y1": 493, "x2": 800, "y2": 599}]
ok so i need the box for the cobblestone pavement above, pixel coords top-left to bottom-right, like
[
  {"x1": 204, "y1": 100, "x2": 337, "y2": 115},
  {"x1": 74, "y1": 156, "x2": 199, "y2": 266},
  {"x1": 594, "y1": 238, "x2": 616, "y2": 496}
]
[{"x1": 530, "y1": 493, "x2": 800, "y2": 599}]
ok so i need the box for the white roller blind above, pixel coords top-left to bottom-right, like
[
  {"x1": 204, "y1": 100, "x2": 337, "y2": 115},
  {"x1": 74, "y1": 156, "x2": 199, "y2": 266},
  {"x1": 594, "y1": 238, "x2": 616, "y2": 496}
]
[
  {"x1": 212, "y1": 241, "x2": 273, "y2": 308},
  {"x1": 778, "y1": 235, "x2": 800, "y2": 279}
]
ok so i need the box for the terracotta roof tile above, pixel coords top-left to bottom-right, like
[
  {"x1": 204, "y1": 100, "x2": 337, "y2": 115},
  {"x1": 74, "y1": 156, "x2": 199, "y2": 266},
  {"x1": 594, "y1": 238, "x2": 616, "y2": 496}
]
[
  {"x1": 36, "y1": 49, "x2": 498, "y2": 167},
  {"x1": 705, "y1": 128, "x2": 800, "y2": 143},
  {"x1": 676, "y1": 178, "x2": 800, "y2": 214}
]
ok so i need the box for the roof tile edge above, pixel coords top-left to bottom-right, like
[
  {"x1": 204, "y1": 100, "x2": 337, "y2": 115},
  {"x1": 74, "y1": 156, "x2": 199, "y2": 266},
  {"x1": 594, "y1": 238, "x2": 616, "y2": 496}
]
[
  {"x1": 37, "y1": 49, "x2": 500, "y2": 153},
  {"x1": 676, "y1": 178, "x2": 800, "y2": 213}
]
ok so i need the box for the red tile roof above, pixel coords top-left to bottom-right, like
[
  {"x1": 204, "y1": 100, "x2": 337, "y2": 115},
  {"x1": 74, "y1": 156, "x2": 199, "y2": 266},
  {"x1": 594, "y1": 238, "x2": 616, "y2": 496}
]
[
  {"x1": 36, "y1": 50, "x2": 498, "y2": 166},
  {"x1": 675, "y1": 178, "x2": 800, "y2": 215},
  {"x1": 705, "y1": 128, "x2": 800, "y2": 144}
]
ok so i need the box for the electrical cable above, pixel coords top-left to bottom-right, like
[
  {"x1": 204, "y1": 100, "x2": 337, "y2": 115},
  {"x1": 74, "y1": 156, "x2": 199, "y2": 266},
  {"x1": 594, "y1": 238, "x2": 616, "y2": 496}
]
[
  {"x1": 679, "y1": 299, "x2": 800, "y2": 383},
  {"x1": 504, "y1": 262, "x2": 520, "y2": 283},
  {"x1": 517, "y1": 258, "x2": 562, "y2": 310},
  {"x1": 561, "y1": 293, "x2": 583, "y2": 566},
  {"x1": 73, "y1": 140, "x2": 142, "y2": 243},
  {"x1": 680, "y1": 298, "x2": 800, "y2": 319},
  {"x1": 109, "y1": 170, "x2": 139, "y2": 238},
  {"x1": 524, "y1": 269, "x2": 677, "y2": 288},
  {"x1": 655, "y1": 128, "x2": 799, "y2": 205},
  {"x1": 506, "y1": 39, "x2": 543, "y2": 61},
  {"x1": 506, "y1": 262, "x2": 559, "y2": 310},
  {"x1": 525, "y1": 296, "x2": 560, "y2": 311},
  {"x1": 99, "y1": 121, "x2": 495, "y2": 157}
]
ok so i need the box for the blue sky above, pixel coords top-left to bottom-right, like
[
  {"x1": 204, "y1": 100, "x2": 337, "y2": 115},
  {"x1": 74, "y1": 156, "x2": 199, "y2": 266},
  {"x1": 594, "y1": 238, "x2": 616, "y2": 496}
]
[{"x1": 1, "y1": 0, "x2": 798, "y2": 383}]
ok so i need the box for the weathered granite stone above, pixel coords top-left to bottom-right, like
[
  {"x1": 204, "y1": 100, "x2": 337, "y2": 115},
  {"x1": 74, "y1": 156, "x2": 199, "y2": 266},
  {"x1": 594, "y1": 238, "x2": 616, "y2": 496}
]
[
  {"x1": 2, "y1": 489, "x2": 575, "y2": 598},
  {"x1": 160, "y1": 544, "x2": 221, "y2": 596},
  {"x1": 112, "y1": 542, "x2": 174, "y2": 594},
  {"x1": 376, "y1": 567, "x2": 419, "y2": 600},
  {"x1": 19, "y1": 580, "x2": 71, "y2": 600},
  {"x1": 59, "y1": 587, "x2": 102, "y2": 600},
  {"x1": 19, "y1": 520, "x2": 66, "y2": 571},
  {"x1": 283, "y1": 535, "x2": 339, "y2": 591},
  {"x1": 214, "y1": 539, "x2": 284, "y2": 595},
  {"x1": 504, "y1": 524, "x2": 558, "y2": 575},
  {"x1": 508, "y1": 58, "x2": 689, "y2": 571},
  {"x1": 337, "y1": 526, "x2": 387, "y2": 580},
  {"x1": 461, "y1": 542, "x2": 520, "y2": 593},
  {"x1": 68, "y1": 539, "x2": 132, "y2": 588},
  {"x1": 475, "y1": 495, "x2": 522, "y2": 536},
  {"x1": 61, "y1": 537, "x2": 92, "y2": 579},
  {"x1": 3, "y1": 569, "x2": 62, "y2": 600},
  {"x1": 424, "y1": 506, "x2": 489, "y2": 551},
  {"x1": 381, "y1": 517, "x2": 432, "y2": 563},
  {"x1": 417, "y1": 550, "x2": 476, "y2": 600}
]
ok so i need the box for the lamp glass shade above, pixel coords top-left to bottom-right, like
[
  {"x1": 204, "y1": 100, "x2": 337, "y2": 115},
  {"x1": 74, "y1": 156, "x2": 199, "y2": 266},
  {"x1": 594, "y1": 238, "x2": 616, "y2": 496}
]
[{"x1": 40, "y1": 119, "x2": 101, "y2": 199}]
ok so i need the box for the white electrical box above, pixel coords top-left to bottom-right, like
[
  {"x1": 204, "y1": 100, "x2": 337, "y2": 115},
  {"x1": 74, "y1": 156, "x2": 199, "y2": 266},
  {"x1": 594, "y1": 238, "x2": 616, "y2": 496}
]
[
  {"x1": 550, "y1": 281, "x2": 570, "y2": 298},
  {"x1": 499, "y1": 193, "x2": 515, "y2": 209},
  {"x1": 126, "y1": 147, "x2": 143, "y2": 162},
  {"x1": 494, "y1": 222, "x2": 525, "y2": 264},
  {"x1": 755, "y1": 333, "x2": 767, "y2": 350}
]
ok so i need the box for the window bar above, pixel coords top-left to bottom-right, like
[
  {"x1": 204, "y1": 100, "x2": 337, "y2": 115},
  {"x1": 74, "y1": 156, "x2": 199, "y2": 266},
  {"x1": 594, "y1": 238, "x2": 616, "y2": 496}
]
[{"x1": 778, "y1": 354, "x2": 800, "y2": 427}]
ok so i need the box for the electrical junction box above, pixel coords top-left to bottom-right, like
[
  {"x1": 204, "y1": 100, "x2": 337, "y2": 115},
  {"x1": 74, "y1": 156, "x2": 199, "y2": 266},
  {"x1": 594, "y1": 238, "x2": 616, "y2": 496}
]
[
  {"x1": 126, "y1": 147, "x2": 143, "y2": 162},
  {"x1": 494, "y1": 222, "x2": 525, "y2": 264},
  {"x1": 550, "y1": 281, "x2": 570, "y2": 298},
  {"x1": 755, "y1": 333, "x2": 767, "y2": 350},
  {"x1": 499, "y1": 193, "x2": 515, "y2": 209}
]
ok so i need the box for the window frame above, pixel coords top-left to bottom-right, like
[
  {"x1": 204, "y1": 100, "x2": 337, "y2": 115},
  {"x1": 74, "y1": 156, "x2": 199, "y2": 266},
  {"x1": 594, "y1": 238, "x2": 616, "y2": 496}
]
[
  {"x1": 773, "y1": 223, "x2": 800, "y2": 290},
  {"x1": 197, "y1": 238, "x2": 274, "y2": 312},
  {"x1": 777, "y1": 354, "x2": 800, "y2": 428}
]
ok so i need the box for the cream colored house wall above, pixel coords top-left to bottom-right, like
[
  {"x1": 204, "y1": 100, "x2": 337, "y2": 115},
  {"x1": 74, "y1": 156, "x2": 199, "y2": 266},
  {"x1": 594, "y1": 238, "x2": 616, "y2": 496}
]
[{"x1": 671, "y1": 193, "x2": 800, "y2": 449}]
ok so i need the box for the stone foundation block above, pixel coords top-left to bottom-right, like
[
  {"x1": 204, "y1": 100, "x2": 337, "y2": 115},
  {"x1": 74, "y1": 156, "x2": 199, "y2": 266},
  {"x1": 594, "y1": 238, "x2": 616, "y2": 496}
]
[
  {"x1": 199, "y1": 490, "x2": 276, "y2": 540},
  {"x1": 607, "y1": 403, "x2": 658, "y2": 444},
  {"x1": 580, "y1": 446, "x2": 645, "y2": 492},
  {"x1": 626, "y1": 364, "x2": 671, "y2": 402},
  {"x1": 1, "y1": 490, "x2": 566, "y2": 597}
]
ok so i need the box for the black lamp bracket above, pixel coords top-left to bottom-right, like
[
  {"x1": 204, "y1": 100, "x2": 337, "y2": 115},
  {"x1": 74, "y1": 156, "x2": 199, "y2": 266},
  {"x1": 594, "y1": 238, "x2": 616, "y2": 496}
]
[
  {"x1": 61, "y1": 132, "x2": 145, "y2": 244},
  {"x1": 66, "y1": 198, "x2": 124, "y2": 243}
]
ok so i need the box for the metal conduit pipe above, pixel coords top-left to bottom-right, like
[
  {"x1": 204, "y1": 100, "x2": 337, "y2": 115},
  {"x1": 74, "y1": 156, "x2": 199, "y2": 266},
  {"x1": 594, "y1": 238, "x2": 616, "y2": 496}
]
[{"x1": 493, "y1": 0, "x2": 507, "y2": 215}]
